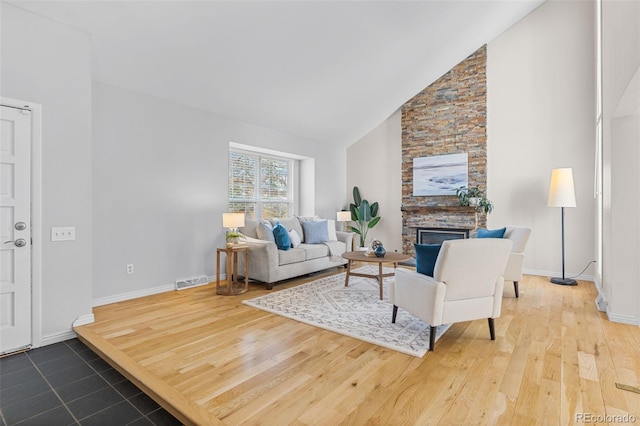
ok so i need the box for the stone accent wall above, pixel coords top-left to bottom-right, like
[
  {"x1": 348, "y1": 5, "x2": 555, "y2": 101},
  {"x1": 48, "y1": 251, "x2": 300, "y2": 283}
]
[{"x1": 401, "y1": 45, "x2": 487, "y2": 256}]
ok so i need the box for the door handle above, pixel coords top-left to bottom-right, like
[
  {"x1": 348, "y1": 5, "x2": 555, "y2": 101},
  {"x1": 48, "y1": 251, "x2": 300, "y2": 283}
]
[{"x1": 3, "y1": 238, "x2": 27, "y2": 247}]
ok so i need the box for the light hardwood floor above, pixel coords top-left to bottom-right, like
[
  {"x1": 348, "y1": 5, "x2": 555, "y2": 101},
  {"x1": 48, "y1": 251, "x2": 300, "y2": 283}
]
[{"x1": 75, "y1": 267, "x2": 640, "y2": 425}]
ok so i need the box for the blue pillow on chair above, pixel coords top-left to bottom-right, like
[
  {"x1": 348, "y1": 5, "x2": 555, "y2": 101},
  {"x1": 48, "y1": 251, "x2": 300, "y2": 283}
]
[
  {"x1": 414, "y1": 243, "x2": 442, "y2": 277},
  {"x1": 272, "y1": 222, "x2": 291, "y2": 250},
  {"x1": 477, "y1": 227, "x2": 507, "y2": 238}
]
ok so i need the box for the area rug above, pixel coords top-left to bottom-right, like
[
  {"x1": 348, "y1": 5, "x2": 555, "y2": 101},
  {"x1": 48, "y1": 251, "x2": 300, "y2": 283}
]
[{"x1": 242, "y1": 266, "x2": 451, "y2": 357}]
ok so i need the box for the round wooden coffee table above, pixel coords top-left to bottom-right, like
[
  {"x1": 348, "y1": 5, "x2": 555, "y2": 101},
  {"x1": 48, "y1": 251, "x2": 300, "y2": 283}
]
[{"x1": 341, "y1": 251, "x2": 411, "y2": 300}]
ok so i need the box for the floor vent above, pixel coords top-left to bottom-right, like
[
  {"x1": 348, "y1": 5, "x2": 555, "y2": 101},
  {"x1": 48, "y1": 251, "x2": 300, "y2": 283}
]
[
  {"x1": 175, "y1": 275, "x2": 209, "y2": 291},
  {"x1": 595, "y1": 294, "x2": 607, "y2": 312}
]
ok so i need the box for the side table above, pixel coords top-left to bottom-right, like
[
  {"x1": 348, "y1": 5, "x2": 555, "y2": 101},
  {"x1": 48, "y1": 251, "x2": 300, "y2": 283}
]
[
  {"x1": 216, "y1": 245, "x2": 249, "y2": 295},
  {"x1": 341, "y1": 251, "x2": 411, "y2": 300}
]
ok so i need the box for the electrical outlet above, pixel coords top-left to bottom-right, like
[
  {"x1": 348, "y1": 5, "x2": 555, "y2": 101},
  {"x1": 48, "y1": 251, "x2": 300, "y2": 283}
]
[{"x1": 126, "y1": 264, "x2": 134, "y2": 275}]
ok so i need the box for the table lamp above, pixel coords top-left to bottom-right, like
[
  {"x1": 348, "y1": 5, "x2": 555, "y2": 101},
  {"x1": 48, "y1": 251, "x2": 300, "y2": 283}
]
[
  {"x1": 223, "y1": 212, "x2": 245, "y2": 245},
  {"x1": 336, "y1": 210, "x2": 352, "y2": 232}
]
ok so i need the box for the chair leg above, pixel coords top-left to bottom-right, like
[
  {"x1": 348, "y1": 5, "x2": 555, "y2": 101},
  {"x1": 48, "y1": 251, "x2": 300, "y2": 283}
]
[
  {"x1": 488, "y1": 318, "x2": 496, "y2": 340},
  {"x1": 514, "y1": 281, "x2": 519, "y2": 298},
  {"x1": 429, "y1": 326, "x2": 436, "y2": 351},
  {"x1": 392, "y1": 305, "x2": 398, "y2": 323}
]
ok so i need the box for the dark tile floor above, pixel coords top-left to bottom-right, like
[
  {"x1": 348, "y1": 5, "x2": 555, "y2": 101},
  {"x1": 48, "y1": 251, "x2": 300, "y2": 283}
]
[{"x1": 0, "y1": 339, "x2": 183, "y2": 425}]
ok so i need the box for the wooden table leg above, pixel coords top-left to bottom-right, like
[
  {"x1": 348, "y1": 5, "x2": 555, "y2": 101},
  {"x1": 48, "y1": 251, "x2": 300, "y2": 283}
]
[
  {"x1": 345, "y1": 260, "x2": 352, "y2": 287},
  {"x1": 233, "y1": 250, "x2": 239, "y2": 292},
  {"x1": 226, "y1": 251, "x2": 233, "y2": 295},
  {"x1": 378, "y1": 262, "x2": 384, "y2": 300},
  {"x1": 216, "y1": 250, "x2": 221, "y2": 293},
  {"x1": 243, "y1": 249, "x2": 248, "y2": 291}
]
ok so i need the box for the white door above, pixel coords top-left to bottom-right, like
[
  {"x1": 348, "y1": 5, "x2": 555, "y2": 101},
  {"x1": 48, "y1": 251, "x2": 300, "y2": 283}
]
[{"x1": 0, "y1": 105, "x2": 32, "y2": 354}]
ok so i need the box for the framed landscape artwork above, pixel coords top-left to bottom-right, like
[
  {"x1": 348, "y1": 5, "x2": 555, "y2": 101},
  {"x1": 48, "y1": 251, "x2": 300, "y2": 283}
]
[{"x1": 413, "y1": 153, "x2": 468, "y2": 196}]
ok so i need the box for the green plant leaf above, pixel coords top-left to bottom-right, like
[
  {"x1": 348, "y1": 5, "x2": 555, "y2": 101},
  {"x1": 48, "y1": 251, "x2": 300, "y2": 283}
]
[
  {"x1": 370, "y1": 201, "x2": 379, "y2": 217},
  {"x1": 353, "y1": 206, "x2": 362, "y2": 221},
  {"x1": 349, "y1": 204, "x2": 357, "y2": 220},
  {"x1": 367, "y1": 216, "x2": 381, "y2": 228},
  {"x1": 353, "y1": 186, "x2": 362, "y2": 206},
  {"x1": 359, "y1": 200, "x2": 371, "y2": 221},
  {"x1": 349, "y1": 226, "x2": 362, "y2": 235},
  {"x1": 467, "y1": 187, "x2": 483, "y2": 198}
]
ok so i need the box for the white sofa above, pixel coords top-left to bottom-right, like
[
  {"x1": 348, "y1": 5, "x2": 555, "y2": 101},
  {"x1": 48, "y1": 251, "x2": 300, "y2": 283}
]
[{"x1": 237, "y1": 216, "x2": 353, "y2": 289}]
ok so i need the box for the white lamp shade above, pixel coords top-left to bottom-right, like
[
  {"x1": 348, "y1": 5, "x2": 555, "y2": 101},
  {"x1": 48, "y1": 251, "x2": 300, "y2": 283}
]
[
  {"x1": 222, "y1": 212, "x2": 245, "y2": 228},
  {"x1": 548, "y1": 168, "x2": 576, "y2": 207},
  {"x1": 336, "y1": 211, "x2": 352, "y2": 222}
]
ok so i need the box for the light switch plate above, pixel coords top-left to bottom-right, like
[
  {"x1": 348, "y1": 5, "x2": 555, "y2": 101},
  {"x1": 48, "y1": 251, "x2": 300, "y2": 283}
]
[{"x1": 51, "y1": 226, "x2": 76, "y2": 241}]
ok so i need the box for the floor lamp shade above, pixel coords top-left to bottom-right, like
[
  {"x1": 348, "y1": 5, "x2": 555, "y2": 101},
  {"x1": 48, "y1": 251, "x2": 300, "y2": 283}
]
[
  {"x1": 548, "y1": 168, "x2": 576, "y2": 208},
  {"x1": 548, "y1": 168, "x2": 577, "y2": 286}
]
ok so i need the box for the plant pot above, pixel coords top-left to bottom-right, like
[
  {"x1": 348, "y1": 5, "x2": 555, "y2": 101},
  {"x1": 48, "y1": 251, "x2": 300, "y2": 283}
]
[{"x1": 469, "y1": 197, "x2": 480, "y2": 207}]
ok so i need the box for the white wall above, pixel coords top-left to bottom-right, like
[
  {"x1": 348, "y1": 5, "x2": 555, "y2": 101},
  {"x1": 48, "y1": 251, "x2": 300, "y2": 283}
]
[
  {"x1": 347, "y1": 0, "x2": 597, "y2": 281},
  {"x1": 487, "y1": 0, "x2": 596, "y2": 279},
  {"x1": 1, "y1": 3, "x2": 93, "y2": 342},
  {"x1": 602, "y1": 0, "x2": 640, "y2": 324},
  {"x1": 92, "y1": 82, "x2": 346, "y2": 302},
  {"x1": 346, "y1": 110, "x2": 402, "y2": 252}
]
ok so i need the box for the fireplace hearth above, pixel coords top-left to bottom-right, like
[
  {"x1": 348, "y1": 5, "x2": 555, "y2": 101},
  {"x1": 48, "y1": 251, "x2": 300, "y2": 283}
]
[
  {"x1": 400, "y1": 205, "x2": 479, "y2": 257},
  {"x1": 417, "y1": 227, "x2": 469, "y2": 245}
]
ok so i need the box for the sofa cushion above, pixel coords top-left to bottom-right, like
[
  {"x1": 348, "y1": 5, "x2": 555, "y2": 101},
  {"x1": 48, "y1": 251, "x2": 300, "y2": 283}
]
[
  {"x1": 240, "y1": 218, "x2": 260, "y2": 239},
  {"x1": 477, "y1": 227, "x2": 507, "y2": 239},
  {"x1": 414, "y1": 243, "x2": 442, "y2": 277},
  {"x1": 300, "y1": 243, "x2": 329, "y2": 260},
  {"x1": 278, "y1": 247, "x2": 306, "y2": 265},
  {"x1": 256, "y1": 220, "x2": 275, "y2": 243},
  {"x1": 289, "y1": 229, "x2": 302, "y2": 248},
  {"x1": 298, "y1": 216, "x2": 337, "y2": 241},
  {"x1": 273, "y1": 222, "x2": 291, "y2": 251},
  {"x1": 301, "y1": 220, "x2": 329, "y2": 244},
  {"x1": 326, "y1": 219, "x2": 338, "y2": 241}
]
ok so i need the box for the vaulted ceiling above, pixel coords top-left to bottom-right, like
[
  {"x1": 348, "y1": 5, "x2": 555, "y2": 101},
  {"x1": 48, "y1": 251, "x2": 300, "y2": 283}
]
[{"x1": 10, "y1": 1, "x2": 544, "y2": 145}]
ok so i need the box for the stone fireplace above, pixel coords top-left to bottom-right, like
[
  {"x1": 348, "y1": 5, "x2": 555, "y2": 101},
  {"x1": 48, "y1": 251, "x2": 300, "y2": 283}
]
[{"x1": 400, "y1": 45, "x2": 487, "y2": 258}]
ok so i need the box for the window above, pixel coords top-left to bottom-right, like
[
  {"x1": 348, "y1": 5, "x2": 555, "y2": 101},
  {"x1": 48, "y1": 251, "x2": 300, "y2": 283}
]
[
  {"x1": 595, "y1": 0, "x2": 603, "y2": 285},
  {"x1": 228, "y1": 149, "x2": 295, "y2": 219}
]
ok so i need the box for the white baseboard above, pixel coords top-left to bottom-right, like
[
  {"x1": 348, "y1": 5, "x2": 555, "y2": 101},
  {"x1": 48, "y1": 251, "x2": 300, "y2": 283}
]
[
  {"x1": 73, "y1": 313, "x2": 95, "y2": 327},
  {"x1": 40, "y1": 330, "x2": 77, "y2": 347},
  {"x1": 524, "y1": 268, "x2": 595, "y2": 282},
  {"x1": 93, "y1": 284, "x2": 174, "y2": 307},
  {"x1": 35, "y1": 313, "x2": 96, "y2": 348},
  {"x1": 606, "y1": 311, "x2": 640, "y2": 326},
  {"x1": 92, "y1": 275, "x2": 219, "y2": 307}
]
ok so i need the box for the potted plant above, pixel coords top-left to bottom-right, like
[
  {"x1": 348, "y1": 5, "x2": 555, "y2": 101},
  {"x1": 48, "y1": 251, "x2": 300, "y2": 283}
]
[
  {"x1": 226, "y1": 231, "x2": 244, "y2": 247},
  {"x1": 456, "y1": 186, "x2": 494, "y2": 214},
  {"x1": 349, "y1": 186, "x2": 381, "y2": 248}
]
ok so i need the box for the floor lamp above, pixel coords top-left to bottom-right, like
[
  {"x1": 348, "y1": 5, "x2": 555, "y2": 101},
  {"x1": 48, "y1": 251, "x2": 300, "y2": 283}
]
[{"x1": 548, "y1": 168, "x2": 578, "y2": 286}]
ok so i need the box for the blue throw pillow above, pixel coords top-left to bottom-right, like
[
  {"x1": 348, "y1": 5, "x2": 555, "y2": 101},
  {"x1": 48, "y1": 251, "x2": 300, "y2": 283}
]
[
  {"x1": 301, "y1": 220, "x2": 329, "y2": 244},
  {"x1": 414, "y1": 243, "x2": 441, "y2": 277},
  {"x1": 477, "y1": 227, "x2": 507, "y2": 238},
  {"x1": 272, "y1": 222, "x2": 291, "y2": 250}
]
